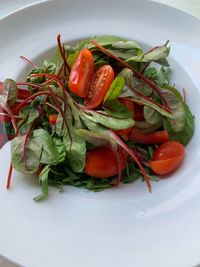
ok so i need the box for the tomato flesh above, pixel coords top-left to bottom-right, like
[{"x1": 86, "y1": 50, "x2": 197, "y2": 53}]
[
  {"x1": 85, "y1": 65, "x2": 114, "y2": 109},
  {"x1": 149, "y1": 141, "x2": 185, "y2": 175},
  {"x1": 69, "y1": 48, "x2": 94, "y2": 98},
  {"x1": 85, "y1": 145, "x2": 127, "y2": 178},
  {"x1": 116, "y1": 98, "x2": 134, "y2": 140}
]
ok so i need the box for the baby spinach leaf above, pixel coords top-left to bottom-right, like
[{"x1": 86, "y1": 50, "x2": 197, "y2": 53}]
[
  {"x1": 76, "y1": 128, "x2": 116, "y2": 147},
  {"x1": 163, "y1": 103, "x2": 194, "y2": 145},
  {"x1": 63, "y1": 128, "x2": 86, "y2": 173},
  {"x1": 104, "y1": 99, "x2": 131, "y2": 119},
  {"x1": 18, "y1": 106, "x2": 39, "y2": 133},
  {"x1": 126, "y1": 41, "x2": 170, "y2": 66},
  {"x1": 88, "y1": 35, "x2": 126, "y2": 48},
  {"x1": 33, "y1": 129, "x2": 60, "y2": 165},
  {"x1": 11, "y1": 136, "x2": 42, "y2": 174},
  {"x1": 104, "y1": 76, "x2": 125, "y2": 103},
  {"x1": 118, "y1": 68, "x2": 152, "y2": 96},
  {"x1": 144, "y1": 106, "x2": 162, "y2": 125},
  {"x1": 52, "y1": 137, "x2": 66, "y2": 163},
  {"x1": 0, "y1": 79, "x2": 18, "y2": 108},
  {"x1": 81, "y1": 109, "x2": 134, "y2": 130},
  {"x1": 160, "y1": 86, "x2": 185, "y2": 132},
  {"x1": 43, "y1": 59, "x2": 58, "y2": 74},
  {"x1": 112, "y1": 40, "x2": 141, "y2": 50},
  {"x1": 34, "y1": 165, "x2": 50, "y2": 202}
]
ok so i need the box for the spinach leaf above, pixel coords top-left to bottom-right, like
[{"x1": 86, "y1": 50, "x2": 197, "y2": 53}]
[
  {"x1": 160, "y1": 86, "x2": 185, "y2": 132},
  {"x1": 33, "y1": 129, "x2": 60, "y2": 165},
  {"x1": 126, "y1": 41, "x2": 170, "y2": 66},
  {"x1": 119, "y1": 68, "x2": 152, "y2": 96},
  {"x1": 34, "y1": 165, "x2": 50, "y2": 202},
  {"x1": 18, "y1": 106, "x2": 40, "y2": 133},
  {"x1": 88, "y1": 35, "x2": 126, "y2": 48},
  {"x1": 144, "y1": 106, "x2": 162, "y2": 125},
  {"x1": 0, "y1": 79, "x2": 18, "y2": 108},
  {"x1": 63, "y1": 128, "x2": 86, "y2": 173},
  {"x1": 104, "y1": 77, "x2": 125, "y2": 103},
  {"x1": 11, "y1": 136, "x2": 42, "y2": 174},
  {"x1": 52, "y1": 137, "x2": 66, "y2": 163},
  {"x1": 112, "y1": 40, "x2": 141, "y2": 50},
  {"x1": 43, "y1": 59, "x2": 58, "y2": 74},
  {"x1": 163, "y1": 103, "x2": 194, "y2": 145},
  {"x1": 104, "y1": 99, "x2": 132, "y2": 119},
  {"x1": 81, "y1": 109, "x2": 134, "y2": 130}
]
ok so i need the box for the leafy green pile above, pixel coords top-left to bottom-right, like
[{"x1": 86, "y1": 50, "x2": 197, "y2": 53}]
[{"x1": 0, "y1": 35, "x2": 194, "y2": 201}]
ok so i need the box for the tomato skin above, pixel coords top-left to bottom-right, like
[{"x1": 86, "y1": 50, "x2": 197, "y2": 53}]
[
  {"x1": 85, "y1": 145, "x2": 127, "y2": 178},
  {"x1": 116, "y1": 98, "x2": 134, "y2": 140},
  {"x1": 85, "y1": 65, "x2": 114, "y2": 109},
  {"x1": 49, "y1": 114, "x2": 58, "y2": 125},
  {"x1": 134, "y1": 104, "x2": 144, "y2": 121},
  {"x1": 149, "y1": 141, "x2": 185, "y2": 175},
  {"x1": 69, "y1": 48, "x2": 94, "y2": 98},
  {"x1": 130, "y1": 128, "x2": 169, "y2": 144}
]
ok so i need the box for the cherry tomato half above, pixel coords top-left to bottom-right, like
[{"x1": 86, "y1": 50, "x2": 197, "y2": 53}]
[
  {"x1": 84, "y1": 65, "x2": 114, "y2": 109},
  {"x1": 85, "y1": 145, "x2": 127, "y2": 178},
  {"x1": 69, "y1": 48, "x2": 94, "y2": 98},
  {"x1": 149, "y1": 141, "x2": 185, "y2": 175},
  {"x1": 116, "y1": 98, "x2": 134, "y2": 140}
]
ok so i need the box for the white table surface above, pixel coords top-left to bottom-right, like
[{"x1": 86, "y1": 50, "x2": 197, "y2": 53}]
[{"x1": 0, "y1": 0, "x2": 200, "y2": 266}]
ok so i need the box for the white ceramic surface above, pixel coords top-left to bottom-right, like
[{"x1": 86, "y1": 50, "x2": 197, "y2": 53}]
[{"x1": 0, "y1": 0, "x2": 200, "y2": 266}]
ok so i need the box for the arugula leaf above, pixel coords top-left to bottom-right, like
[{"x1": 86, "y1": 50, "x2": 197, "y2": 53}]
[
  {"x1": 34, "y1": 165, "x2": 50, "y2": 201},
  {"x1": 33, "y1": 129, "x2": 60, "y2": 165},
  {"x1": 104, "y1": 76, "x2": 125, "y2": 103},
  {"x1": 63, "y1": 128, "x2": 86, "y2": 173},
  {"x1": 11, "y1": 136, "x2": 42, "y2": 174}
]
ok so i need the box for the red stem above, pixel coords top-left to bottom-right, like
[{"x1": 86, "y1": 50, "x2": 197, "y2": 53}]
[
  {"x1": 110, "y1": 130, "x2": 152, "y2": 192},
  {"x1": 6, "y1": 163, "x2": 13, "y2": 189},
  {"x1": 91, "y1": 40, "x2": 170, "y2": 111},
  {"x1": 20, "y1": 56, "x2": 37, "y2": 68},
  {"x1": 57, "y1": 34, "x2": 70, "y2": 74}
]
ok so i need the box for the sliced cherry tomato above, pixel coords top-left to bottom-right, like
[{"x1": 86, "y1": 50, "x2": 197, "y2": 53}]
[
  {"x1": 49, "y1": 114, "x2": 58, "y2": 125},
  {"x1": 85, "y1": 145, "x2": 127, "y2": 178},
  {"x1": 69, "y1": 48, "x2": 94, "y2": 98},
  {"x1": 84, "y1": 65, "x2": 114, "y2": 109},
  {"x1": 116, "y1": 98, "x2": 134, "y2": 140},
  {"x1": 130, "y1": 127, "x2": 169, "y2": 144},
  {"x1": 149, "y1": 141, "x2": 185, "y2": 175},
  {"x1": 134, "y1": 104, "x2": 144, "y2": 121}
]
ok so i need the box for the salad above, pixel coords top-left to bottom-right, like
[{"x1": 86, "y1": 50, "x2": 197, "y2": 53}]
[{"x1": 0, "y1": 35, "x2": 194, "y2": 201}]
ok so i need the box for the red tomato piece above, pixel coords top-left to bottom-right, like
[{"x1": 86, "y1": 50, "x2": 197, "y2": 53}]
[
  {"x1": 84, "y1": 65, "x2": 114, "y2": 109},
  {"x1": 49, "y1": 114, "x2": 58, "y2": 125},
  {"x1": 130, "y1": 128, "x2": 169, "y2": 144},
  {"x1": 116, "y1": 98, "x2": 134, "y2": 140},
  {"x1": 69, "y1": 48, "x2": 94, "y2": 98},
  {"x1": 134, "y1": 104, "x2": 144, "y2": 121},
  {"x1": 149, "y1": 141, "x2": 185, "y2": 175},
  {"x1": 85, "y1": 145, "x2": 127, "y2": 178}
]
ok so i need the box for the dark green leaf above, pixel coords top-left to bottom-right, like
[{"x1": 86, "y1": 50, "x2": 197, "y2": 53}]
[
  {"x1": 104, "y1": 99, "x2": 132, "y2": 119},
  {"x1": 63, "y1": 128, "x2": 86, "y2": 173},
  {"x1": 104, "y1": 77, "x2": 125, "y2": 103}
]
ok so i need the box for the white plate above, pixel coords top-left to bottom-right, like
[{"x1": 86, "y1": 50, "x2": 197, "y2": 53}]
[{"x1": 1, "y1": 1, "x2": 200, "y2": 266}]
